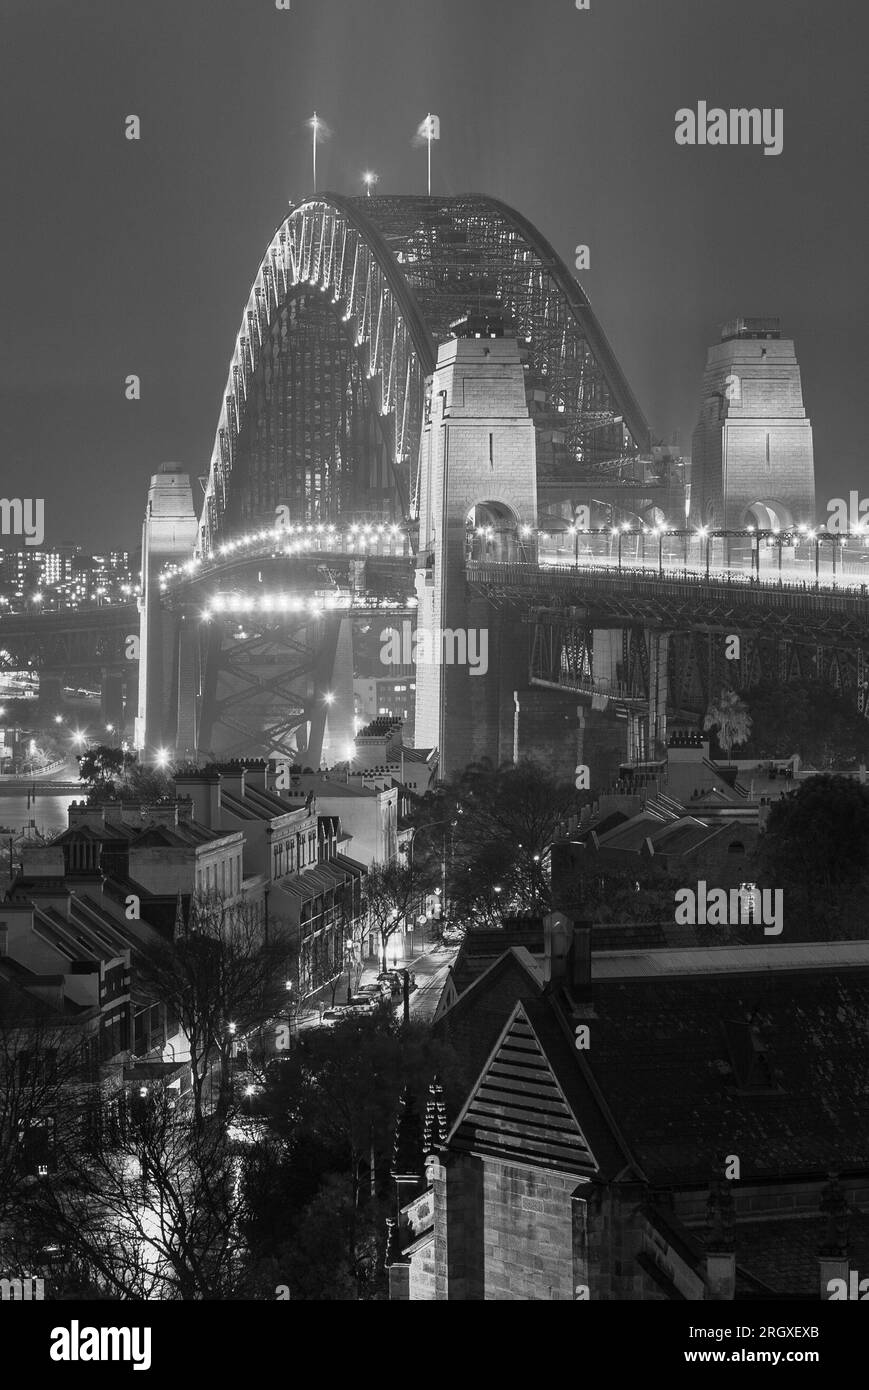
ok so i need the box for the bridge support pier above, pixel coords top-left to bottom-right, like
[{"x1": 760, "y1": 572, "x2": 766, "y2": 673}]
[
  {"x1": 195, "y1": 609, "x2": 353, "y2": 767},
  {"x1": 135, "y1": 464, "x2": 199, "y2": 761},
  {"x1": 648, "y1": 630, "x2": 669, "y2": 757},
  {"x1": 414, "y1": 334, "x2": 538, "y2": 778},
  {"x1": 100, "y1": 668, "x2": 126, "y2": 733}
]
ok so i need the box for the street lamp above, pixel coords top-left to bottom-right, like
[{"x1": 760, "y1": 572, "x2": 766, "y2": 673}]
[
  {"x1": 227, "y1": 1022, "x2": 237, "y2": 1092},
  {"x1": 696, "y1": 526, "x2": 710, "y2": 581},
  {"x1": 284, "y1": 980, "x2": 295, "y2": 1046},
  {"x1": 362, "y1": 170, "x2": 378, "y2": 196}
]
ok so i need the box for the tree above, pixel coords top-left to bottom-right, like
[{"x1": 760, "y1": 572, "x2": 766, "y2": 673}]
[
  {"x1": 125, "y1": 761, "x2": 175, "y2": 802},
  {"x1": 0, "y1": 986, "x2": 90, "y2": 1274},
  {"x1": 703, "y1": 688, "x2": 752, "y2": 763},
  {"x1": 257, "y1": 1012, "x2": 464, "y2": 1213},
  {"x1": 242, "y1": 1176, "x2": 383, "y2": 1301},
  {"x1": 242, "y1": 1011, "x2": 465, "y2": 1298},
  {"x1": 77, "y1": 744, "x2": 131, "y2": 789},
  {"x1": 139, "y1": 894, "x2": 294, "y2": 1127},
  {"x1": 753, "y1": 774, "x2": 869, "y2": 937},
  {"x1": 739, "y1": 679, "x2": 869, "y2": 769},
  {"x1": 409, "y1": 760, "x2": 585, "y2": 925},
  {"x1": 361, "y1": 863, "x2": 429, "y2": 970},
  {"x1": 37, "y1": 1083, "x2": 245, "y2": 1300}
]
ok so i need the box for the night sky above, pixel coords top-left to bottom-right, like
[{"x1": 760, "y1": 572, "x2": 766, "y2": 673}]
[{"x1": 1, "y1": 0, "x2": 866, "y2": 551}]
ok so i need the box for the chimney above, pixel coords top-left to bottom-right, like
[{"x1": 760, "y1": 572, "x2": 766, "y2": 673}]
[
  {"x1": 569, "y1": 921, "x2": 592, "y2": 994},
  {"x1": 543, "y1": 911, "x2": 571, "y2": 984},
  {"x1": 68, "y1": 802, "x2": 108, "y2": 831},
  {"x1": 705, "y1": 1251, "x2": 736, "y2": 1300},
  {"x1": 214, "y1": 762, "x2": 245, "y2": 800},
  {"x1": 705, "y1": 1180, "x2": 736, "y2": 1300},
  {"x1": 173, "y1": 770, "x2": 222, "y2": 828},
  {"x1": 818, "y1": 1176, "x2": 850, "y2": 1299},
  {"x1": 244, "y1": 760, "x2": 269, "y2": 792}
]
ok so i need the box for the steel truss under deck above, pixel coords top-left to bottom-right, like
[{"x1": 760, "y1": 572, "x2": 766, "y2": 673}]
[{"x1": 466, "y1": 564, "x2": 869, "y2": 719}]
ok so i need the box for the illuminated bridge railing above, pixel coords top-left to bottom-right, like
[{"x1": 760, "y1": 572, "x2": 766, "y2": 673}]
[
  {"x1": 465, "y1": 561, "x2": 869, "y2": 622},
  {"x1": 160, "y1": 524, "x2": 412, "y2": 592}
]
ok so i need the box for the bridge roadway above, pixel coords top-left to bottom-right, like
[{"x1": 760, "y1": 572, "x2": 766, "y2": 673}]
[
  {"x1": 0, "y1": 603, "x2": 139, "y2": 670},
  {"x1": 465, "y1": 560, "x2": 869, "y2": 643},
  {"x1": 4, "y1": 557, "x2": 868, "y2": 666}
]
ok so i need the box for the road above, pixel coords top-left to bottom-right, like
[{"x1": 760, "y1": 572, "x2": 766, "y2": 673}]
[{"x1": 294, "y1": 943, "x2": 457, "y2": 1032}]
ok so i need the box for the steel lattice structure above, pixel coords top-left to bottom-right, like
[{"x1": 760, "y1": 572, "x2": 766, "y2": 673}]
[{"x1": 198, "y1": 194, "x2": 651, "y2": 557}]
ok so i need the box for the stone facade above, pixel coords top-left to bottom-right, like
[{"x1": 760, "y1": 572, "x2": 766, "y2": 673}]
[
  {"x1": 691, "y1": 321, "x2": 815, "y2": 532},
  {"x1": 414, "y1": 336, "x2": 537, "y2": 777}
]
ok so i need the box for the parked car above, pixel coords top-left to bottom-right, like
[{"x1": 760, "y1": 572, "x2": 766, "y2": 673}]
[
  {"x1": 377, "y1": 970, "x2": 403, "y2": 995},
  {"x1": 378, "y1": 969, "x2": 418, "y2": 994},
  {"x1": 358, "y1": 981, "x2": 390, "y2": 1001},
  {"x1": 347, "y1": 993, "x2": 378, "y2": 1014},
  {"x1": 320, "y1": 1006, "x2": 350, "y2": 1026}
]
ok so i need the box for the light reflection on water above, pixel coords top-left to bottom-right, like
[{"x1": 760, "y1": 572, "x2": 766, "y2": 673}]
[{"x1": 0, "y1": 793, "x2": 78, "y2": 840}]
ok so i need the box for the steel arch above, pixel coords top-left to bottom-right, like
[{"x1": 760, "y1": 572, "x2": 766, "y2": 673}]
[{"x1": 199, "y1": 194, "x2": 651, "y2": 558}]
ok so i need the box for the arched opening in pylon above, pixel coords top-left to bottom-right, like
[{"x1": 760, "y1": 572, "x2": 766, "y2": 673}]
[
  {"x1": 743, "y1": 500, "x2": 795, "y2": 531},
  {"x1": 465, "y1": 501, "x2": 523, "y2": 562}
]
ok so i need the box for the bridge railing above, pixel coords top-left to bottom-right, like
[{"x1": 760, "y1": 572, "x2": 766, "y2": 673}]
[{"x1": 466, "y1": 561, "x2": 869, "y2": 618}]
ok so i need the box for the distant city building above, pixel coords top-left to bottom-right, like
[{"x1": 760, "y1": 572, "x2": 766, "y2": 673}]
[
  {"x1": 350, "y1": 718, "x2": 437, "y2": 797},
  {"x1": 353, "y1": 675, "x2": 416, "y2": 730},
  {"x1": 0, "y1": 545, "x2": 134, "y2": 613}
]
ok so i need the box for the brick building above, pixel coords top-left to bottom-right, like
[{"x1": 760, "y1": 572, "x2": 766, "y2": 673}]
[{"x1": 388, "y1": 915, "x2": 869, "y2": 1299}]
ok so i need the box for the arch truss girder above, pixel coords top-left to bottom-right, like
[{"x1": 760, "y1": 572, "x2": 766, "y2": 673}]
[{"x1": 200, "y1": 194, "x2": 652, "y2": 558}]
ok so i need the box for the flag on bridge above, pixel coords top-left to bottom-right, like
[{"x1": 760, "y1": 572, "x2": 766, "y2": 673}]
[
  {"x1": 416, "y1": 113, "x2": 440, "y2": 141},
  {"x1": 415, "y1": 114, "x2": 440, "y2": 195}
]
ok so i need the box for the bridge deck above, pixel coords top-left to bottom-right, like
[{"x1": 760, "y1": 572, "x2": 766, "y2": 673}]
[{"x1": 465, "y1": 562, "x2": 869, "y2": 642}]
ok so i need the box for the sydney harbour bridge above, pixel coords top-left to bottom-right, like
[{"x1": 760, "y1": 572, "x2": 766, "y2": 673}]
[
  {"x1": 137, "y1": 191, "x2": 667, "y2": 773},
  {"x1": 5, "y1": 194, "x2": 869, "y2": 778}
]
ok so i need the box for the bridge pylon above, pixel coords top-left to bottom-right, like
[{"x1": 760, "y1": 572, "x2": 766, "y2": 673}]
[
  {"x1": 414, "y1": 328, "x2": 539, "y2": 776},
  {"x1": 691, "y1": 317, "x2": 815, "y2": 532},
  {"x1": 135, "y1": 464, "x2": 200, "y2": 761}
]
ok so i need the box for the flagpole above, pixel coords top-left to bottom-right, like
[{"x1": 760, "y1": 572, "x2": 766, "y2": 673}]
[{"x1": 427, "y1": 118, "x2": 432, "y2": 195}]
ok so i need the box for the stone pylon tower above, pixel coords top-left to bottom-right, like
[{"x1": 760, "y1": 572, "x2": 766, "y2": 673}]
[
  {"x1": 413, "y1": 323, "x2": 537, "y2": 777},
  {"x1": 135, "y1": 464, "x2": 199, "y2": 758},
  {"x1": 691, "y1": 318, "x2": 815, "y2": 531}
]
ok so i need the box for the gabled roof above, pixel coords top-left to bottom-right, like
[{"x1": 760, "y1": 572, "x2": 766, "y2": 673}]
[
  {"x1": 220, "y1": 784, "x2": 307, "y2": 822},
  {"x1": 129, "y1": 821, "x2": 236, "y2": 849},
  {"x1": 449, "y1": 924, "x2": 545, "y2": 996},
  {"x1": 448, "y1": 1002, "x2": 599, "y2": 1177}
]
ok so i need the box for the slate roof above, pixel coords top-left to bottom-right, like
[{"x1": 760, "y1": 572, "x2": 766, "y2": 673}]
[
  {"x1": 437, "y1": 941, "x2": 869, "y2": 1187},
  {"x1": 130, "y1": 821, "x2": 237, "y2": 849},
  {"x1": 581, "y1": 968, "x2": 869, "y2": 1184},
  {"x1": 733, "y1": 1211, "x2": 869, "y2": 1298},
  {"x1": 220, "y1": 784, "x2": 306, "y2": 822},
  {"x1": 449, "y1": 924, "x2": 545, "y2": 996}
]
